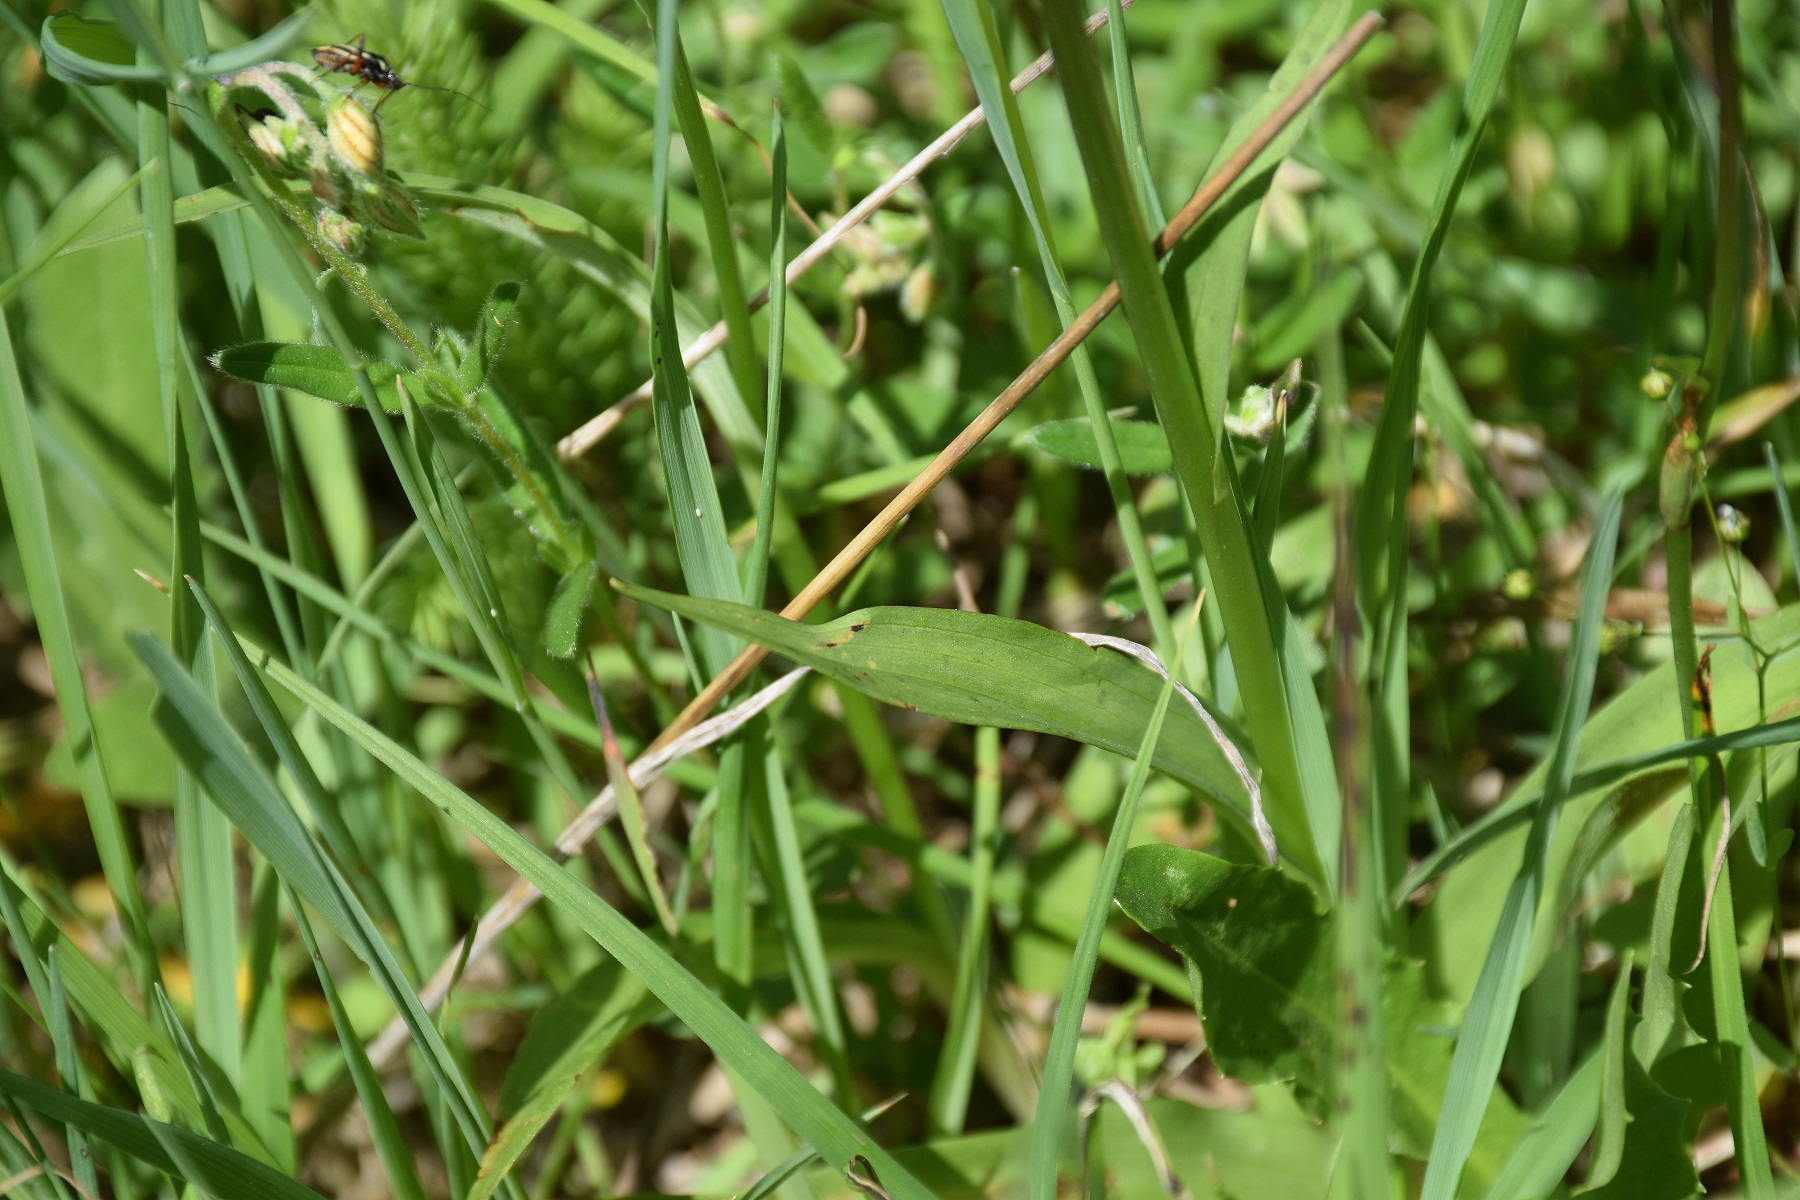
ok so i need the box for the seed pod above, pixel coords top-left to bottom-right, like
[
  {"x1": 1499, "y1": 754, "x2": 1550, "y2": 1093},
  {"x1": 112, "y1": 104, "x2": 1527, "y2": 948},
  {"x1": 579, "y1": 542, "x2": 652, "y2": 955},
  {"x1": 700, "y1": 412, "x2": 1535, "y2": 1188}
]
[
  {"x1": 357, "y1": 180, "x2": 426, "y2": 240},
  {"x1": 1639, "y1": 367, "x2": 1672, "y2": 400},
  {"x1": 327, "y1": 94, "x2": 383, "y2": 179},
  {"x1": 1717, "y1": 503, "x2": 1750, "y2": 544}
]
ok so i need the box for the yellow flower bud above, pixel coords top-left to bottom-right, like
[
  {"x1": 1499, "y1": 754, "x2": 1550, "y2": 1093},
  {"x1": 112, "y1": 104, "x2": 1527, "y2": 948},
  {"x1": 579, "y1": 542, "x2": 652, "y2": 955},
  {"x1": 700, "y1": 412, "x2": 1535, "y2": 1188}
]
[
  {"x1": 1639, "y1": 367, "x2": 1672, "y2": 400},
  {"x1": 327, "y1": 94, "x2": 383, "y2": 178}
]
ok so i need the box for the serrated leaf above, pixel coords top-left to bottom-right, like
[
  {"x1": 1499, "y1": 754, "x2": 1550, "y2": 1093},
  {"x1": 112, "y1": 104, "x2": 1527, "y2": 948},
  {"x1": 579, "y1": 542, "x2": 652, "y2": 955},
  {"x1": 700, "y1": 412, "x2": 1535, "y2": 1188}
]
[
  {"x1": 1027, "y1": 418, "x2": 1172, "y2": 475},
  {"x1": 210, "y1": 343, "x2": 426, "y2": 412}
]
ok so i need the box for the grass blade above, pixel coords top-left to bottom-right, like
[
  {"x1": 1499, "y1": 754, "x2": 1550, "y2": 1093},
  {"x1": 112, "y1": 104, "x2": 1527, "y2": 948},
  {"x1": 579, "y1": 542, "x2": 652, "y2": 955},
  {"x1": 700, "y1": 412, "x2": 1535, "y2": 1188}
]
[
  {"x1": 244, "y1": 644, "x2": 941, "y2": 1200},
  {"x1": 940, "y1": 0, "x2": 1178, "y2": 659},
  {"x1": 0, "y1": 304, "x2": 155, "y2": 991},
  {"x1": 1040, "y1": 0, "x2": 1371, "y2": 891},
  {"x1": 1418, "y1": 487, "x2": 1623, "y2": 1200},
  {"x1": 1025, "y1": 600, "x2": 1198, "y2": 1200}
]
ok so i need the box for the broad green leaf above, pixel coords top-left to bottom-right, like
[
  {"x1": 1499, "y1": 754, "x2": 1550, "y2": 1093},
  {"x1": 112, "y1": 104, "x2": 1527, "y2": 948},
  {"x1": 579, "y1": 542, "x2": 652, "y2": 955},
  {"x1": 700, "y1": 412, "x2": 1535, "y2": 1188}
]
[
  {"x1": 476, "y1": 962, "x2": 655, "y2": 1200},
  {"x1": 613, "y1": 583, "x2": 1263, "y2": 835},
  {"x1": 1027, "y1": 418, "x2": 1172, "y2": 475},
  {"x1": 210, "y1": 343, "x2": 421, "y2": 412},
  {"x1": 246, "y1": 645, "x2": 940, "y2": 1200},
  {"x1": 0, "y1": 1070, "x2": 325, "y2": 1200},
  {"x1": 1115, "y1": 846, "x2": 1528, "y2": 1188}
]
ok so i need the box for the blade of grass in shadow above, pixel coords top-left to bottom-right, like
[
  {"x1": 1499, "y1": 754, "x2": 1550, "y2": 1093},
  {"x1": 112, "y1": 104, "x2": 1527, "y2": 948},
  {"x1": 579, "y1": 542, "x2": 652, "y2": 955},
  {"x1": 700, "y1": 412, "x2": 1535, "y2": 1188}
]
[
  {"x1": 0, "y1": 305, "x2": 156, "y2": 992},
  {"x1": 241, "y1": 860, "x2": 295, "y2": 1173},
  {"x1": 239, "y1": 643, "x2": 941, "y2": 1200},
  {"x1": 1040, "y1": 0, "x2": 1374, "y2": 891},
  {"x1": 1765, "y1": 444, "x2": 1800, "y2": 589},
  {"x1": 746, "y1": 109, "x2": 789, "y2": 612},
  {"x1": 1025, "y1": 599, "x2": 1199, "y2": 1200},
  {"x1": 1353, "y1": 0, "x2": 1530, "y2": 919},
  {"x1": 128, "y1": 632, "x2": 501, "y2": 1175},
  {"x1": 1417, "y1": 487, "x2": 1623, "y2": 1200},
  {"x1": 291, "y1": 901, "x2": 429, "y2": 1200},
  {"x1": 940, "y1": 0, "x2": 1177, "y2": 659},
  {"x1": 589, "y1": 678, "x2": 679, "y2": 937}
]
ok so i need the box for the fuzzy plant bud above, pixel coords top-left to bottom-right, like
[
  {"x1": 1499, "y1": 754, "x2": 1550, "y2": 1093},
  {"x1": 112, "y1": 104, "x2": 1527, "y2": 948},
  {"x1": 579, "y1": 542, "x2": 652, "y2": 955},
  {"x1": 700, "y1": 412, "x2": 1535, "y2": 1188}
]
[
  {"x1": 241, "y1": 108, "x2": 310, "y2": 178},
  {"x1": 1717, "y1": 503, "x2": 1750, "y2": 544},
  {"x1": 311, "y1": 158, "x2": 345, "y2": 212},
  {"x1": 357, "y1": 179, "x2": 426, "y2": 240},
  {"x1": 316, "y1": 207, "x2": 366, "y2": 254},
  {"x1": 1639, "y1": 367, "x2": 1673, "y2": 400},
  {"x1": 326, "y1": 94, "x2": 383, "y2": 179}
]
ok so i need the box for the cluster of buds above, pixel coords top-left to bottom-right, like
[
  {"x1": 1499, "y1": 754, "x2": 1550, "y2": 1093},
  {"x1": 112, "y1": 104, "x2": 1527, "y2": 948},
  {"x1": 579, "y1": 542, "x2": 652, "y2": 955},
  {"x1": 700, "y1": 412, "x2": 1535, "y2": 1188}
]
[
  {"x1": 836, "y1": 209, "x2": 935, "y2": 324},
  {"x1": 214, "y1": 63, "x2": 424, "y2": 255}
]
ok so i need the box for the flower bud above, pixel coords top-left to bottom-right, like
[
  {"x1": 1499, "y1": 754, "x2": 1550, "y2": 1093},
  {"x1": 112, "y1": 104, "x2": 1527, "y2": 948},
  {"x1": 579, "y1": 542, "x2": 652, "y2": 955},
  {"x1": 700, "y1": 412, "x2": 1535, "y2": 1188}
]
[
  {"x1": 1639, "y1": 367, "x2": 1672, "y2": 400},
  {"x1": 326, "y1": 94, "x2": 383, "y2": 178},
  {"x1": 1501, "y1": 568, "x2": 1534, "y2": 601},
  {"x1": 357, "y1": 180, "x2": 426, "y2": 240},
  {"x1": 311, "y1": 159, "x2": 344, "y2": 211},
  {"x1": 1717, "y1": 503, "x2": 1750, "y2": 544},
  {"x1": 242, "y1": 108, "x2": 309, "y2": 178},
  {"x1": 316, "y1": 207, "x2": 366, "y2": 254}
]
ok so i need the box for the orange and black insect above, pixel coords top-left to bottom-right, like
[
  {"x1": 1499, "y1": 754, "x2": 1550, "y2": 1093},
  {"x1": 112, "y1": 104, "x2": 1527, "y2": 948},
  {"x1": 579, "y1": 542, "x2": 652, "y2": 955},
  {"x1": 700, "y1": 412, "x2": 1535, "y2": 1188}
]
[{"x1": 312, "y1": 35, "x2": 484, "y2": 112}]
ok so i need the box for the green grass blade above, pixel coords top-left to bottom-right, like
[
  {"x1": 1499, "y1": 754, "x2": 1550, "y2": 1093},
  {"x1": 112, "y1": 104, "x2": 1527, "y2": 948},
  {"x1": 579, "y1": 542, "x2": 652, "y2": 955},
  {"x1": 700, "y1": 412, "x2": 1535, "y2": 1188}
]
[
  {"x1": 1025, "y1": 602, "x2": 1197, "y2": 1200},
  {"x1": 290, "y1": 901, "x2": 429, "y2": 1200},
  {"x1": 149, "y1": 983, "x2": 231, "y2": 1145},
  {"x1": 746, "y1": 109, "x2": 788, "y2": 611},
  {"x1": 1765, "y1": 443, "x2": 1800, "y2": 594},
  {"x1": 0, "y1": 302, "x2": 155, "y2": 991},
  {"x1": 244, "y1": 643, "x2": 941, "y2": 1200},
  {"x1": 240, "y1": 861, "x2": 295, "y2": 1173},
  {"x1": 44, "y1": 951, "x2": 99, "y2": 1199},
  {"x1": 1418, "y1": 486, "x2": 1623, "y2": 1200},
  {"x1": 1103, "y1": 0, "x2": 1164, "y2": 228},
  {"x1": 129, "y1": 633, "x2": 497, "y2": 1164},
  {"x1": 1352, "y1": 0, "x2": 1527, "y2": 909},
  {"x1": 1476, "y1": 1048, "x2": 1602, "y2": 1200},
  {"x1": 1040, "y1": 0, "x2": 1347, "y2": 889},
  {"x1": 940, "y1": 0, "x2": 1177, "y2": 659},
  {"x1": 754, "y1": 737, "x2": 854, "y2": 1099},
  {"x1": 648, "y1": 0, "x2": 744, "y2": 680},
  {"x1": 0, "y1": 1070, "x2": 328, "y2": 1200}
]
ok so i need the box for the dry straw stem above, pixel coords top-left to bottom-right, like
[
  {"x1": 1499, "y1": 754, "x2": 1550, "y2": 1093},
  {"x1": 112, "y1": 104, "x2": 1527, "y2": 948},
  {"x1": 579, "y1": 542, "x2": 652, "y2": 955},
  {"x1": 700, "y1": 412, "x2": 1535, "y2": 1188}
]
[
  {"x1": 553, "y1": 1, "x2": 1134, "y2": 461},
  {"x1": 375, "y1": 11, "x2": 1380, "y2": 1062}
]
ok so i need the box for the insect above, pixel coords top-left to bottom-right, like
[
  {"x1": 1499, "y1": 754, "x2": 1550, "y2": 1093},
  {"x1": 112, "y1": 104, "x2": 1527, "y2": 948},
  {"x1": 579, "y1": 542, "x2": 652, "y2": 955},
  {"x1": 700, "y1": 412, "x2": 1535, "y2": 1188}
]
[{"x1": 311, "y1": 35, "x2": 483, "y2": 112}]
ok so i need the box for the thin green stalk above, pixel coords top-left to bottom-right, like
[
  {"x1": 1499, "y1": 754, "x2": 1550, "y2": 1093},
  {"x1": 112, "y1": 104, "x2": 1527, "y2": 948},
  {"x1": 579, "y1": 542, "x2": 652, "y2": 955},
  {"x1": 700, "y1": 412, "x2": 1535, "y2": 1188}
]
[
  {"x1": 929, "y1": 494, "x2": 1035, "y2": 1135},
  {"x1": 1025, "y1": 600, "x2": 1199, "y2": 1200},
  {"x1": 745, "y1": 109, "x2": 788, "y2": 611}
]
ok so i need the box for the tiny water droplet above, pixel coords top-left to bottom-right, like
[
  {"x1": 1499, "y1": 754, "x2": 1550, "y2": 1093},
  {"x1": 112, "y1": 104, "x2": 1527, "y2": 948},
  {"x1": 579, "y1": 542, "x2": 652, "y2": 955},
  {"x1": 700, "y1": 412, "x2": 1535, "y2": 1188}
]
[
  {"x1": 695, "y1": 507, "x2": 703, "y2": 517},
  {"x1": 489, "y1": 607, "x2": 499, "y2": 618}
]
